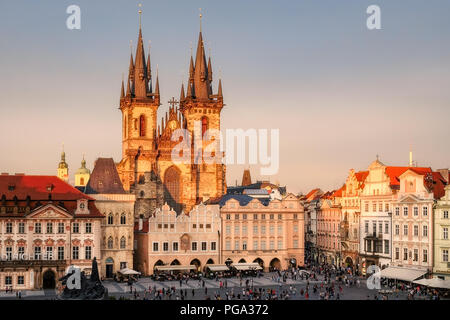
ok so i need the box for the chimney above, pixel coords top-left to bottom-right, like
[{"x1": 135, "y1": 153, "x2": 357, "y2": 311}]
[
  {"x1": 139, "y1": 217, "x2": 143, "y2": 231},
  {"x1": 409, "y1": 151, "x2": 413, "y2": 167}
]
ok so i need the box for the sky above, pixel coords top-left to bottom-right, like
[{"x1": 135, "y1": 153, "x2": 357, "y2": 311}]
[{"x1": 0, "y1": 0, "x2": 450, "y2": 195}]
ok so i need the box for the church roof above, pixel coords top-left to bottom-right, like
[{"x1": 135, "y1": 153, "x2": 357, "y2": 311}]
[{"x1": 84, "y1": 158, "x2": 126, "y2": 194}]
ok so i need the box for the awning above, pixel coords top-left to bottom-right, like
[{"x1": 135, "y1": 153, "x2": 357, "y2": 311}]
[
  {"x1": 413, "y1": 278, "x2": 450, "y2": 289},
  {"x1": 379, "y1": 267, "x2": 427, "y2": 282},
  {"x1": 118, "y1": 267, "x2": 141, "y2": 275},
  {"x1": 231, "y1": 263, "x2": 263, "y2": 271},
  {"x1": 154, "y1": 265, "x2": 196, "y2": 271},
  {"x1": 205, "y1": 264, "x2": 229, "y2": 272}
]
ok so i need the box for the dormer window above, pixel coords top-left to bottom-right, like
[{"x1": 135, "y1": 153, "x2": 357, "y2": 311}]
[{"x1": 76, "y1": 199, "x2": 89, "y2": 214}]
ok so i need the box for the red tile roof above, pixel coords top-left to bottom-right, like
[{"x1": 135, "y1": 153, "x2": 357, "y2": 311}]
[
  {"x1": 355, "y1": 171, "x2": 369, "y2": 182},
  {"x1": 385, "y1": 166, "x2": 431, "y2": 186},
  {"x1": 0, "y1": 175, "x2": 94, "y2": 200},
  {"x1": 0, "y1": 175, "x2": 103, "y2": 218}
]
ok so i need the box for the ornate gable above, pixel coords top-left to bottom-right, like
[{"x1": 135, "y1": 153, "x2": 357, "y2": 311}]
[{"x1": 28, "y1": 203, "x2": 72, "y2": 219}]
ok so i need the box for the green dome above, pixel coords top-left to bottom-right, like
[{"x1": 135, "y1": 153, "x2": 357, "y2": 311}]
[{"x1": 76, "y1": 159, "x2": 90, "y2": 175}]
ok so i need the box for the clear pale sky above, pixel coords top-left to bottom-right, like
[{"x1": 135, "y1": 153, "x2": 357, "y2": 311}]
[{"x1": 1, "y1": 0, "x2": 450, "y2": 194}]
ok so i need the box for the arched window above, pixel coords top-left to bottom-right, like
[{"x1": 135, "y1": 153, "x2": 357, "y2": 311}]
[
  {"x1": 107, "y1": 237, "x2": 113, "y2": 249},
  {"x1": 164, "y1": 166, "x2": 181, "y2": 213},
  {"x1": 139, "y1": 115, "x2": 146, "y2": 137},
  {"x1": 120, "y1": 237, "x2": 126, "y2": 249},
  {"x1": 80, "y1": 177, "x2": 84, "y2": 185},
  {"x1": 120, "y1": 213, "x2": 126, "y2": 225},
  {"x1": 108, "y1": 213, "x2": 113, "y2": 225},
  {"x1": 201, "y1": 116, "x2": 208, "y2": 137}
]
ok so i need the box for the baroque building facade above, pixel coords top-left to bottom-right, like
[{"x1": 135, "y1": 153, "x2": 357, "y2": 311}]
[
  {"x1": 339, "y1": 169, "x2": 368, "y2": 272},
  {"x1": 116, "y1": 19, "x2": 226, "y2": 218},
  {"x1": 134, "y1": 203, "x2": 221, "y2": 275},
  {"x1": 219, "y1": 193, "x2": 304, "y2": 271},
  {"x1": 0, "y1": 175, "x2": 103, "y2": 290},
  {"x1": 391, "y1": 168, "x2": 445, "y2": 273}
]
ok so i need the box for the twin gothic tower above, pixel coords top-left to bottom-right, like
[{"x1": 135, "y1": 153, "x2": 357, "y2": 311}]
[{"x1": 116, "y1": 21, "x2": 226, "y2": 217}]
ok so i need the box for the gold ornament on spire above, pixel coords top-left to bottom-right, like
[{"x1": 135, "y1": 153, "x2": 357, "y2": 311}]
[
  {"x1": 138, "y1": 3, "x2": 143, "y2": 28},
  {"x1": 199, "y1": 8, "x2": 202, "y2": 32}
]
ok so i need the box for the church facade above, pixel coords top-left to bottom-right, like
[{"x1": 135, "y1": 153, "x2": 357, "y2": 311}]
[{"x1": 116, "y1": 21, "x2": 227, "y2": 218}]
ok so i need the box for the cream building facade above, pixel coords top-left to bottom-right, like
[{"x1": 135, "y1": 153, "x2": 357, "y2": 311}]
[
  {"x1": 84, "y1": 158, "x2": 136, "y2": 279},
  {"x1": 434, "y1": 185, "x2": 450, "y2": 280},
  {"x1": 220, "y1": 193, "x2": 304, "y2": 271},
  {"x1": 134, "y1": 203, "x2": 221, "y2": 275},
  {"x1": 391, "y1": 169, "x2": 445, "y2": 272}
]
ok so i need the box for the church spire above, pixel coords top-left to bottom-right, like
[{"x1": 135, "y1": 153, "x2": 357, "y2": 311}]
[
  {"x1": 218, "y1": 78, "x2": 223, "y2": 98},
  {"x1": 192, "y1": 30, "x2": 210, "y2": 100},
  {"x1": 180, "y1": 82, "x2": 185, "y2": 101},
  {"x1": 133, "y1": 23, "x2": 149, "y2": 98},
  {"x1": 120, "y1": 77, "x2": 125, "y2": 99},
  {"x1": 147, "y1": 41, "x2": 152, "y2": 92}
]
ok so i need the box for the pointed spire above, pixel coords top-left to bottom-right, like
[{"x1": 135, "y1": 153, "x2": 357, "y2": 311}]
[
  {"x1": 134, "y1": 24, "x2": 149, "y2": 98},
  {"x1": 126, "y1": 77, "x2": 131, "y2": 96},
  {"x1": 147, "y1": 40, "x2": 152, "y2": 93},
  {"x1": 218, "y1": 78, "x2": 223, "y2": 97},
  {"x1": 154, "y1": 66, "x2": 160, "y2": 95},
  {"x1": 120, "y1": 73, "x2": 125, "y2": 98},
  {"x1": 180, "y1": 83, "x2": 185, "y2": 101},
  {"x1": 193, "y1": 30, "x2": 210, "y2": 100},
  {"x1": 207, "y1": 56, "x2": 212, "y2": 82}
]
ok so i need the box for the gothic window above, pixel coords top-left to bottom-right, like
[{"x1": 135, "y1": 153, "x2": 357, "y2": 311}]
[
  {"x1": 120, "y1": 213, "x2": 126, "y2": 225},
  {"x1": 201, "y1": 116, "x2": 208, "y2": 137},
  {"x1": 107, "y1": 237, "x2": 113, "y2": 249},
  {"x1": 139, "y1": 115, "x2": 146, "y2": 137},
  {"x1": 120, "y1": 237, "x2": 126, "y2": 249},
  {"x1": 108, "y1": 213, "x2": 114, "y2": 225},
  {"x1": 164, "y1": 166, "x2": 181, "y2": 213}
]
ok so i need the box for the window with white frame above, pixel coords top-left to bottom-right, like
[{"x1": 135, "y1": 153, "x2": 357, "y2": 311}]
[
  {"x1": 293, "y1": 239, "x2": 298, "y2": 248},
  {"x1": 403, "y1": 248, "x2": 408, "y2": 260},
  {"x1": 253, "y1": 240, "x2": 258, "y2": 250},
  {"x1": 191, "y1": 242, "x2": 198, "y2": 251},
  {"x1": 414, "y1": 225, "x2": 419, "y2": 237},
  {"x1": 404, "y1": 225, "x2": 408, "y2": 236},
  {"x1": 242, "y1": 241, "x2": 247, "y2": 250},
  {"x1": 253, "y1": 225, "x2": 258, "y2": 234},
  {"x1": 423, "y1": 225, "x2": 428, "y2": 237},
  {"x1": 226, "y1": 225, "x2": 231, "y2": 235},
  {"x1": 443, "y1": 249, "x2": 449, "y2": 262},
  {"x1": 211, "y1": 242, "x2": 216, "y2": 251},
  {"x1": 413, "y1": 249, "x2": 418, "y2": 261},
  {"x1": 163, "y1": 242, "x2": 169, "y2": 252},
  {"x1": 201, "y1": 242, "x2": 207, "y2": 251},
  {"x1": 443, "y1": 227, "x2": 449, "y2": 240},
  {"x1": 153, "y1": 242, "x2": 159, "y2": 252},
  {"x1": 395, "y1": 225, "x2": 399, "y2": 235},
  {"x1": 423, "y1": 206, "x2": 428, "y2": 216},
  {"x1": 234, "y1": 240, "x2": 239, "y2": 250},
  {"x1": 414, "y1": 207, "x2": 418, "y2": 216},
  {"x1": 173, "y1": 242, "x2": 179, "y2": 252},
  {"x1": 395, "y1": 207, "x2": 400, "y2": 216},
  {"x1": 403, "y1": 207, "x2": 408, "y2": 216},
  {"x1": 423, "y1": 249, "x2": 428, "y2": 262},
  {"x1": 225, "y1": 241, "x2": 231, "y2": 250},
  {"x1": 444, "y1": 211, "x2": 449, "y2": 219}
]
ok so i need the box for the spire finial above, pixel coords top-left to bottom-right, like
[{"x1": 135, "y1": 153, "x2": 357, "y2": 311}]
[
  {"x1": 130, "y1": 40, "x2": 133, "y2": 54},
  {"x1": 138, "y1": 3, "x2": 143, "y2": 28},
  {"x1": 199, "y1": 8, "x2": 203, "y2": 32}
]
